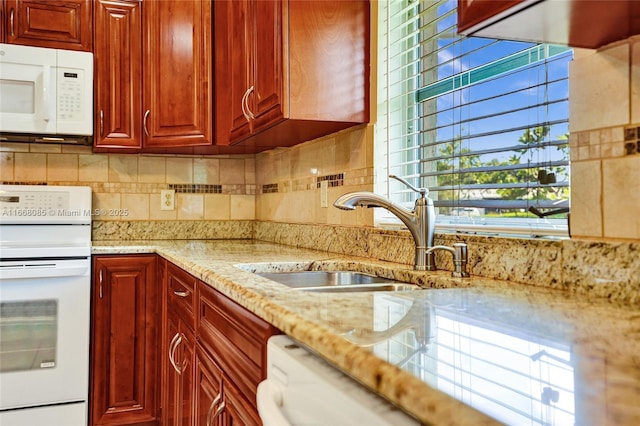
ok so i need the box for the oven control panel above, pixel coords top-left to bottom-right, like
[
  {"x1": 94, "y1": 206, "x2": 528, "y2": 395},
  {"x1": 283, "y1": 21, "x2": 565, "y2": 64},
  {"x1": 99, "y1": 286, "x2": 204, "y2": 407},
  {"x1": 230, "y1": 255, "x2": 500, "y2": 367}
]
[
  {"x1": 0, "y1": 185, "x2": 91, "y2": 225},
  {"x1": 0, "y1": 191, "x2": 69, "y2": 213}
]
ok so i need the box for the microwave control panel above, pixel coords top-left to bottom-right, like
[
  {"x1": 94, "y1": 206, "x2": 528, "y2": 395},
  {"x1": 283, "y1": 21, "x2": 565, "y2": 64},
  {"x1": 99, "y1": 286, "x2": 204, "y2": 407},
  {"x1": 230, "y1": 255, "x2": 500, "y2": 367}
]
[{"x1": 57, "y1": 68, "x2": 84, "y2": 122}]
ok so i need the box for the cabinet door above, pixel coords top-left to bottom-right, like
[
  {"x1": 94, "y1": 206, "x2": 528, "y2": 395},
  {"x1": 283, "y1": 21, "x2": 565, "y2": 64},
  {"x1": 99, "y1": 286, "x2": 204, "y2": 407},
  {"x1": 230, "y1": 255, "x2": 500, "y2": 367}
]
[
  {"x1": 90, "y1": 255, "x2": 158, "y2": 426},
  {"x1": 223, "y1": 378, "x2": 262, "y2": 426},
  {"x1": 93, "y1": 0, "x2": 143, "y2": 150},
  {"x1": 143, "y1": 0, "x2": 212, "y2": 148},
  {"x1": 164, "y1": 316, "x2": 195, "y2": 426},
  {"x1": 216, "y1": 0, "x2": 284, "y2": 145},
  {"x1": 195, "y1": 347, "x2": 224, "y2": 426},
  {"x1": 215, "y1": 0, "x2": 253, "y2": 145},
  {"x1": 5, "y1": 0, "x2": 92, "y2": 51},
  {"x1": 196, "y1": 346, "x2": 260, "y2": 426},
  {"x1": 249, "y1": 0, "x2": 285, "y2": 133}
]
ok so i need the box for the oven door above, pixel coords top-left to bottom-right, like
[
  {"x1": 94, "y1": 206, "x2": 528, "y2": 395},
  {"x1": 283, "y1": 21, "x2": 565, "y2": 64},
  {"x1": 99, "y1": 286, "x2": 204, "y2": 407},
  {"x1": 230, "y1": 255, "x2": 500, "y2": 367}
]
[{"x1": 0, "y1": 258, "x2": 90, "y2": 412}]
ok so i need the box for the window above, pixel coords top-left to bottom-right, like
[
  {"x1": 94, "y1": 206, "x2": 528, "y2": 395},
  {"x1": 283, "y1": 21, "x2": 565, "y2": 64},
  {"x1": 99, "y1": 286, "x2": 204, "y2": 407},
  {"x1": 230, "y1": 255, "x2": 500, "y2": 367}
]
[{"x1": 376, "y1": 0, "x2": 572, "y2": 237}]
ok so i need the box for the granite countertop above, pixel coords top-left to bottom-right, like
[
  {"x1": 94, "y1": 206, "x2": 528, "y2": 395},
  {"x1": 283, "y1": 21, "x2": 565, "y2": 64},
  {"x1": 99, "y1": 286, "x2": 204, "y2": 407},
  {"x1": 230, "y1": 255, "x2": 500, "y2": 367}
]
[{"x1": 92, "y1": 239, "x2": 640, "y2": 426}]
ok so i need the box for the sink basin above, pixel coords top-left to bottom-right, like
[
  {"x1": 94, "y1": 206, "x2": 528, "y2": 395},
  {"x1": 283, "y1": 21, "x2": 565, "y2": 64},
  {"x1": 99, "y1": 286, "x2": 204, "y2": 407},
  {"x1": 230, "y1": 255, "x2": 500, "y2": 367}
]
[{"x1": 256, "y1": 271, "x2": 421, "y2": 292}]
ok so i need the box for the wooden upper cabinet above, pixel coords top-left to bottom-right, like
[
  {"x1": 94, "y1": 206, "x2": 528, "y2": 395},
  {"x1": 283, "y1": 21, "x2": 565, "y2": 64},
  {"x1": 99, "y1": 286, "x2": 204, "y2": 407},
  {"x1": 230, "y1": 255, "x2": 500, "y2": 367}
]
[
  {"x1": 457, "y1": 0, "x2": 523, "y2": 34},
  {"x1": 4, "y1": 0, "x2": 92, "y2": 51},
  {"x1": 93, "y1": 0, "x2": 213, "y2": 152},
  {"x1": 219, "y1": 0, "x2": 253, "y2": 143},
  {"x1": 215, "y1": 0, "x2": 370, "y2": 151},
  {"x1": 458, "y1": 0, "x2": 639, "y2": 49},
  {"x1": 143, "y1": 0, "x2": 212, "y2": 148},
  {"x1": 220, "y1": 0, "x2": 284, "y2": 144},
  {"x1": 249, "y1": 0, "x2": 284, "y2": 135},
  {"x1": 93, "y1": 0, "x2": 142, "y2": 149}
]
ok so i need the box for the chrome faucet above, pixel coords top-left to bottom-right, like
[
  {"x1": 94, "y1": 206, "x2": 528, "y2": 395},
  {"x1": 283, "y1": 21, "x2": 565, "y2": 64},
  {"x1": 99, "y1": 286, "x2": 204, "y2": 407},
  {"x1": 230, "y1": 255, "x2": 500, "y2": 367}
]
[{"x1": 333, "y1": 175, "x2": 435, "y2": 271}]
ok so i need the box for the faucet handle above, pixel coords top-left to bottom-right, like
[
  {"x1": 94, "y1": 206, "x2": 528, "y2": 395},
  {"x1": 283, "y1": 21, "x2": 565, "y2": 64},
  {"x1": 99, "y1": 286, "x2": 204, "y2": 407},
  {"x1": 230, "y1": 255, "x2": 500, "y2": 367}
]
[{"x1": 389, "y1": 175, "x2": 428, "y2": 198}]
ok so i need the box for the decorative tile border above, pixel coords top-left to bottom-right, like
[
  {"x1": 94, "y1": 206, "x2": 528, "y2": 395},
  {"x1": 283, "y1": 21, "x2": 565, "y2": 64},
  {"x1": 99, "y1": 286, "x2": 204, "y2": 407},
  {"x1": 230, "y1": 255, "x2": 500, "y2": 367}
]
[
  {"x1": 570, "y1": 125, "x2": 640, "y2": 161},
  {"x1": 623, "y1": 125, "x2": 640, "y2": 155},
  {"x1": 0, "y1": 181, "x2": 256, "y2": 196},
  {"x1": 260, "y1": 168, "x2": 372, "y2": 194},
  {"x1": 169, "y1": 184, "x2": 222, "y2": 194},
  {"x1": 316, "y1": 173, "x2": 344, "y2": 188},
  {"x1": 0, "y1": 181, "x2": 47, "y2": 185},
  {"x1": 262, "y1": 183, "x2": 279, "y2": 194}
]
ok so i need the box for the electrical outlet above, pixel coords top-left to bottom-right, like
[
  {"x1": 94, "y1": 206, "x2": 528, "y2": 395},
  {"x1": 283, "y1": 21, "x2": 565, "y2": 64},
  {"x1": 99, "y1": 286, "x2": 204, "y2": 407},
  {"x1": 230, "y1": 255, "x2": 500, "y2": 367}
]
[
  {"x1": 320, "y1": 180, "x2": 328, "y2": 208},
  {"x1": 160, "y1": 189, "x2": 175, "y2": 211}
]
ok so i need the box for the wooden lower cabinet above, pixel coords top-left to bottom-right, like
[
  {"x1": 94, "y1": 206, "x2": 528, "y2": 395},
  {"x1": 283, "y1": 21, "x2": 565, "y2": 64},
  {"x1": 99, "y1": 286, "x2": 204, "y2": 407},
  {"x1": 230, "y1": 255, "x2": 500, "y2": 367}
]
[
  {"x1": 90, "y1": 257, "x2": 278, "y2": 425},
  {"x1": 161, "y1": 258, "x2": 197, "y2": 426},
  {"x1": 164, "y1": 313, "x2": 195, "y2": 426},
  {"x1": 195, "y1": 346, "x2": 262, "y2": 426},
  {"x1": 160, "y1": 260, "x2": 279, "y2": 425},
  {"x1": 90, "y1": 255, "x2": 159, "y2": 426},
  {"x1": 195, "y1": 346, "x2": 223, "y2": 426}
]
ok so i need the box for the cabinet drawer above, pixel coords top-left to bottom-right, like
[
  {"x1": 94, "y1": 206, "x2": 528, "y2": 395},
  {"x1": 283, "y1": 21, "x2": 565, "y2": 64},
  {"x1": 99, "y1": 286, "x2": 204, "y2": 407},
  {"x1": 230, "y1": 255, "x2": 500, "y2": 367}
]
[
  {"x1": 197, "y1": 282, "x2": 279, "y2": 405},
  {"x1": 166, "y1": 262, "x2": 196, "y2": 326}
]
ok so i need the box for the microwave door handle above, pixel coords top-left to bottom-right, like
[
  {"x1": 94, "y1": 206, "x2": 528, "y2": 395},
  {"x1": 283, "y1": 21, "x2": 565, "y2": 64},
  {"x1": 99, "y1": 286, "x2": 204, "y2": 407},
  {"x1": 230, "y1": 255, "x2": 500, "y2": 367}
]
[{"x1": 42, "y1": 65, "x2": 51, "y2": 122}]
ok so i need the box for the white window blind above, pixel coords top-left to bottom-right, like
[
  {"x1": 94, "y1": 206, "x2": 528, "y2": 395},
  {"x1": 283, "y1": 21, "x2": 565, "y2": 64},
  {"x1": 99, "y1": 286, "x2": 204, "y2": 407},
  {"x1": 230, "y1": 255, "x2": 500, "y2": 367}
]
[{"x1": 377, "y1": 0, "x2": 573, "y2": 237}]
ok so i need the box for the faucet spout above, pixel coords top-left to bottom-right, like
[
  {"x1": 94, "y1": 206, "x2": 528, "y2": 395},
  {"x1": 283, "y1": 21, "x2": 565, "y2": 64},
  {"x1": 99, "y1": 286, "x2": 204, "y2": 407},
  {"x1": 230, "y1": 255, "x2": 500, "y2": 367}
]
[
  {"x1": 333, "y1": 191, "x2": 419, "y2": 233},
  {"x1": 334, "y1": 188, "x2": 435, "y2": 271}
]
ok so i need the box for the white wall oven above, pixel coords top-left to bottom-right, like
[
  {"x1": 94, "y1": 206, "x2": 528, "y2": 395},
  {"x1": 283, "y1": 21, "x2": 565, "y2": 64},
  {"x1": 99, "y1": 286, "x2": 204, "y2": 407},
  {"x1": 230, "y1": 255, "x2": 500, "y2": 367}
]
[{"x1": 0, "y1": 185, "x2": 92, "y2": 425}]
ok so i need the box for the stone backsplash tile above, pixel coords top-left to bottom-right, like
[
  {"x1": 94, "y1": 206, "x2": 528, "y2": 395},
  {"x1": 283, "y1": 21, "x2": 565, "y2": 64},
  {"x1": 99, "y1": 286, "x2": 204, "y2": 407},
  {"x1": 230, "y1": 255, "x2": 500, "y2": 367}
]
[
  {"x1": 427, "y1": 234, "x2": 564, "y2": 289},
  {"x1": 255, "y1": 221, "x2": 639, "y2": 304},
  {"x1": 93, "y1": 220, "x2": 254, "y2": 241},
  {"x1": 562, "y1": 240, "x2": 640, "y2": 304}
]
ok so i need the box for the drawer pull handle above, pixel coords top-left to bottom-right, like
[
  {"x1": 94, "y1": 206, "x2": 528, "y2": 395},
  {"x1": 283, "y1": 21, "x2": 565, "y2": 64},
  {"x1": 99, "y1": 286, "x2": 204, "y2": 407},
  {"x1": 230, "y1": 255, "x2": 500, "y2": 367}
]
[{"x1": 173, "y1": 290, "x2": 189, "y2": 297}]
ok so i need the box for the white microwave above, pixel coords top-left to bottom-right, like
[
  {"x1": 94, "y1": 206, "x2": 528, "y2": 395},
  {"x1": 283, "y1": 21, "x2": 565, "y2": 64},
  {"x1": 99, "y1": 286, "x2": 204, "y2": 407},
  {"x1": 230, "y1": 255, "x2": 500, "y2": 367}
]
[{"x1": 0, "y1": 44, "x2": 93, "y2": 145}]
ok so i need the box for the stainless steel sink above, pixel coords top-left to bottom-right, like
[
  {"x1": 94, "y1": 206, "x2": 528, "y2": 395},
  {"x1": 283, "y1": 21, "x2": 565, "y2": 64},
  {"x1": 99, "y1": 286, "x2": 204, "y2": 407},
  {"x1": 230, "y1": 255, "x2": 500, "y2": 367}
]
[{"x1": 256, "y1": 271, "x2": 420, "y2": 292}]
